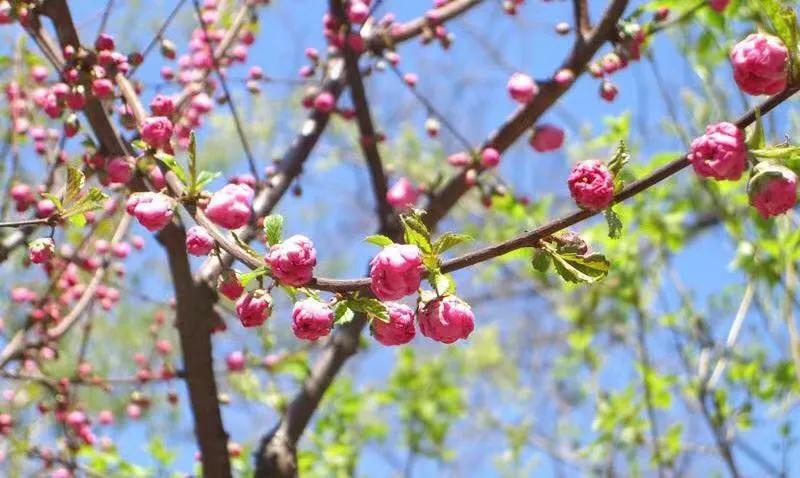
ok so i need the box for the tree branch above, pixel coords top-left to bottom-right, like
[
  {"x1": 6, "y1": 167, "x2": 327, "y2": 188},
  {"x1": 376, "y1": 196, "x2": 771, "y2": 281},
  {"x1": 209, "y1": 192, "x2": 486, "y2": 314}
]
[
  {"x1": 423, "y1": 0, "x2": 630, "y2": 228},
  {"x1": 331, "y1": 0, "x2": 398, "y2": 234}
]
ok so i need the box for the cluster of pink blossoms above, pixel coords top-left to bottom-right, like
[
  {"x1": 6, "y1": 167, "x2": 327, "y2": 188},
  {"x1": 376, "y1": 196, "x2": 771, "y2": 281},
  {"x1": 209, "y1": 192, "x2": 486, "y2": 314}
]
[
  {"x1": 219, "y1": 236, "x2": 473, "y2": 345},
  {"x1": 686, "y1": 32, "x2": 796, "y2": 218}
]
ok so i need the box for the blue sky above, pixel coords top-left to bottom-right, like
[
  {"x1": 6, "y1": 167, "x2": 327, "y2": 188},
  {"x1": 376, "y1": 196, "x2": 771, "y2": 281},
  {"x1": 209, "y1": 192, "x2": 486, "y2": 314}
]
[{"x1": 4, "y1": 0, "x2": 799, "y2": 476}]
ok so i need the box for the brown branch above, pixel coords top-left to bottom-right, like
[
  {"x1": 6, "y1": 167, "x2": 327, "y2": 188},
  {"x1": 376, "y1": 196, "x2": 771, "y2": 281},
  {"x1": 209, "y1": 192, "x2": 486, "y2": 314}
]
[
  {"x1": 300, "y1": 87, "x2": 799, "y2": 294},
  {"x1": 573, "y1": 0, "x2": 591, "y2": 37},
  {"x1": 34, "y1": 4, "x2": 233, "y2": 476},
  {"x1": 423, "y1": 0, "x2": 630, "y2": 228},
  {"x1": 157, "y1": 221, "x2": 232, "y2": 478},
  {"x1": 365, "y1": 0, "x2": 485, "y2": 52},
  {"x1": 331, "y1": 0, "x2": 398, "y2": 234}
]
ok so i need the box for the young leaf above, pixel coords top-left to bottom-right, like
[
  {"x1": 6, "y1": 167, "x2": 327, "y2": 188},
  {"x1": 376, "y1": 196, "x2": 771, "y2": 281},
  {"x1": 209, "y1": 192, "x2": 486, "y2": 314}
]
[
  {"x1": 65, "y1": 166, "x2": 85, "y2": 206},
  {"x1": 188, "y1": 130, "x2": 198, "y2": 189},
  {"x1": 549, "y1": 250, "x2": 610, "y2": 284},
  {"x1": 608, "y1": 140, "x2": 630, "y2": 176},
  {"x1": 432, "y1": 232, "x2": 472, "y2": 255},
  {"x1": 400, "y1": 214, "x2": 432, "y2": 253},
  {"x1": 531, "y1": 249, "x2": 551, "y2": 272},
  {"x1": 334, "y1": 302, "x2": 356, "y2": 325},
  {"x1": 346, "y1": 297, "x2": 390, "y2": 322},
  {"x1": 364, "y1": 234, "x2": 394, "y2": 247},
  {"x1": 746, "y1": 109, "x2": 766, "y2": 150},
  {"x1": 68, "y1": 213, "x2": 87, "y2": 228},
  {"x1": 608, "y1": 140, "x2": 630, "y2": 193},
  {"x1": 154, "y1": 152, "x2": 188, "y2": 185},
  {"x1": 194, "y1": 170, "x2": 221, "y2": 191},
  {"x1": 605, "y1": 208, "x2": 623, "y2": 239},
  {"x1": 432, "y1": 272, "x2": 456, "y2": 296},
  {"x1": 61, "y1": 188, "x2": 108, "y2": 219},
  {"x1": 238, "y1": 266, "x2": 269, "y2": 287},
  {"x1": 263, "y1": 215, "x2": 284, "y2": 246},
  {"x1": 131, "y1": 139, "x2": 148, "y2": 151}
]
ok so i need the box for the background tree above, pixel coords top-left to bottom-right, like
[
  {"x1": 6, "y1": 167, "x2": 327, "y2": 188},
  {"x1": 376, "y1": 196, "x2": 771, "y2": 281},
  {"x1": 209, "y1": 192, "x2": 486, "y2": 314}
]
[{"x1": 0, "y1": 0, "x2": 799, "y2": 477}]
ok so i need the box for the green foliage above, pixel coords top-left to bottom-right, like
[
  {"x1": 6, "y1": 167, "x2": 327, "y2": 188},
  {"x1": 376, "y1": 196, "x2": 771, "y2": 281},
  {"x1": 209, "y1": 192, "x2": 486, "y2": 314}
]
[{"x1": 263, "y1": 214, "x2": 284, "y2": 246}]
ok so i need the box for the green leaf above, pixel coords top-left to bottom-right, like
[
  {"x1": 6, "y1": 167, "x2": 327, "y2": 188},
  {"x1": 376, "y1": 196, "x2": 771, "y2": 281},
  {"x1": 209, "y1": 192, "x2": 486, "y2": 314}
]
[
  {"x1": 608, "y1": 140, "x2": 630, "y2": 176},
  {"x1": 746, "y1": 109, "x2": 766, "y2": 150},
  {"x1": 61, "y1": 188, "x2": 108, "y2": 219},
  {"x1": 131, "y1": 139, "x2": 148, "y2": 151},
  {"x1": 194, "y1": 170, "x2": 221, "y2": 191},
  {"x1": 364, "y1": 234, "x2": 394, "y2": 247},
  {"x1": 531, "y1": 249, "x2": 551, "y2": 272},
  {"x1": 750, "y1": 146, "x2": 800, "y2": 160},
  {"x1": 605, "y1": 208, "x2": 623, "y2": 239},
  {"x1": 432, "y1": 232, "x2": 472, "y2": 255},
  {"x1": 400, "y1": 215, "x2": 432, "y2": 254},
  {"x1": 432, "y1": 272, "x2": 456, "y2": 296},
  {"x1": 65, "y1": 166, "x2": 85, "y2": 206},
  {"x1": 238, "y1": 266, "x2": 269, "y2": 287},
  {"x1": 334, "y1": 302, "x2": 356, "y2": 325},
  {"x1": 154, "y1": 152, "x2": 188, "y2": 185},
  {"x1": 147, "y1": 436, "x2": 176, "y2": 467},
  {"x1": 68, "y1": 213, "x2": 87, "y2": 228},
  {"x1": 346, "y1": 297, "x2": 390, "y2": 322},
  {"x1": 608, "y1": 140, "x2": 629, "y2": 193},
  {"x1": 547, "y1": 247, "x2": 610, "y2": 284},
  {"x1": 263, "y1": 215, "x2": 284, "y2": 246},
  {"x1": 188, "y1": 130, "x2": 198, "y2": 189}
]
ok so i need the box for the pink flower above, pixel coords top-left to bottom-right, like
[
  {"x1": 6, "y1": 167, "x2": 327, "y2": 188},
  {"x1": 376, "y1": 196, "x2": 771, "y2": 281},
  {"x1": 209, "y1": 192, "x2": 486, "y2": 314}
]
[
  {"x1": 95, "y1": 33, "x2": 115, "y2": 51},
  {"x1": 226, "y1": 351, "x2": 246, "y2": 372},
  {"x1": 709, "y1": 0, "x2": 730, "y2": 12},
  {"x1": 10, "y1": 183, "x2": 31, "y2": 203},
  {"x1": 107, "y1": 156, "x2": 133, "y2": 184},
  {"x1": 186, "y1": 225, "x2": 215, "y2": 256},
  {"x1": 530, "y1": 124, "x2": 565, "y2": 152},
  {"x1": 369, "y1": 244, "x2": 424, "y2": 301},
  {"x1": 265, "y1": 235, "x2": 317, "y2": 286},
  {"x1": 11, "y1": 287, "x2": 36, "y2": 303},
  {"x1": 35, "y1": 199, "x2": 56, "y2": 218},
  {"x1": 235, "y1": 289, "x2": 271, "y2": 327},
  {"x1": 139, "y1": 116, "x2": 174, "y2": 150},
  {"x1": 91, "y1": 79, "x2": 114, "y2": 99},
  {"x1": 600, "y1": 80, "x2": 618, "y2": 102},
  {"x1": 291, "y1": 298, "x2": 333, "y2": 341},
  {"x1": 125, "y1": 192, "x2": 175, "y2": 231},
  {"x1": 98, "y1": 410, "x2": 114, "y2": 425},
  {"x1": 204, "y1": 183, "x2": 253, "y2": 229},
  {"x1": 567, "y1": 159, "x2": 615, "y2": 210},
  {"x1": 447, "y1": 152, "x2": 471, "y2": 166},
  {"x1": 218, "y1": 270, "x2": 244, "y2": 300},
  {"x1": 507, "y1": 72, "x2": 537, "y2": 104},
  {"x1": 747, "y1": 163, "x2": 798, "y2": 218},
  {"x1": 730, "y1": 33, "x2": 789, "y2": 96},
  {"x1": 480, "y1": 147, "x2": 501, "y2": 168},
  {"x1": 29, "y1": 238, "x2": 54, "y2": 264},
  {"x1": 112, "y1": 242, "x2": 131, "y2": 258},
  {"x1": 313, "y1": 91, "x2": 336, "y2": 113},
  {"x1": 688, "y1": 122, "x2": 747, "y2": 181},
  {"x1": 149, "y1": 94, "x2": 175, "y2": 116},
  {"x1": 418, "y1": 295, "x2": 474, "y2": 344},
  {"x1": 371, "y1": 302, "x2": 416, "y2": 346},
  {"x1": 386, "y1": 178, "x2": 419, "y2": 209},
  {"x1": 348, "y1": 0, "x2": 370, "y2": 23}
]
